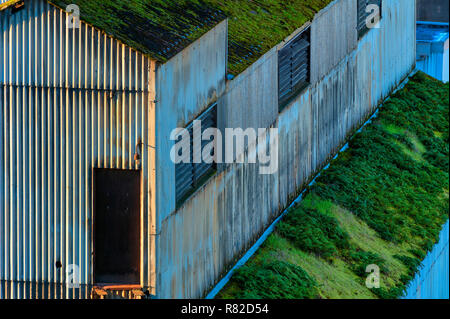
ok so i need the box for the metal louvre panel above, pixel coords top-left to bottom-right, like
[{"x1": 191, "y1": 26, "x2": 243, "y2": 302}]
[
  {"x1": 192, "y1": 105, "x2": 216, "y2": 184},
  {"x1": 278, "y1": 27, "x2": 310, "y2": 109},
  {"x1": 176, "y1": 104, "x2": 217, "y2": 204},
  {"x1": 357, "y1": 0, "x2": 368, "y2": 31}
]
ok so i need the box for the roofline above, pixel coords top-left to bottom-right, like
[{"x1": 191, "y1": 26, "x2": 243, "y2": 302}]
[
  {"x1": 46, "y1": 0, "x2": 227, "y2": 65},
  {"x1": 43, "y1": 0, "x2": 160, "y2": 63}
]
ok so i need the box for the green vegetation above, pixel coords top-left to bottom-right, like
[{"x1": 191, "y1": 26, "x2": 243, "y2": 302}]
[
  {"x1": 217, "y1": 72, "x2": 449, "y2": 299},
  {"x1": 50, "y1": 0, "x2": 332, "y2": 75}
]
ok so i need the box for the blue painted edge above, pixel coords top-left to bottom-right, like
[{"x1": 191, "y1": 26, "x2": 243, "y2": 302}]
[
  {"x1": 417, "y1": 21, "x2": 450, "y2": 27},
  {"x1": 205, "y1": 70, "x2": 417, "y2": 299}
]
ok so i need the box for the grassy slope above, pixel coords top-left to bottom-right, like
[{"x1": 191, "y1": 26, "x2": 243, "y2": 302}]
[
  {"x1": 217, "y1": 72, "x2": 449, "y2": 299},
  {"x1": 50, "y1": 0, "x2": 332, "y2": 75}
]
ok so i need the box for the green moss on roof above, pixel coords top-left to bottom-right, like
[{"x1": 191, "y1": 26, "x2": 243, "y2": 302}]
[
  {"x1": 217, "y1": 72, "x2": 449, "y2": 299},
  {"x1": 49, "y1": 0, "x2": 333, "y2": 75}
]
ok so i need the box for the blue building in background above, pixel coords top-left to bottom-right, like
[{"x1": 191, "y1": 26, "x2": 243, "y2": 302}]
[
  {"x1": 416, "y1": 0, "x2": 449, "y2": 82},
  {"x1": 416, "y1": 22, "x2": 449, "y2": 82}
]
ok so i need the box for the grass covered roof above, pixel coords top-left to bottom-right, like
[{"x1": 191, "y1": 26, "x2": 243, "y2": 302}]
[{"x1": 49, "y1": 0, "x2": 333, "y2": 75}]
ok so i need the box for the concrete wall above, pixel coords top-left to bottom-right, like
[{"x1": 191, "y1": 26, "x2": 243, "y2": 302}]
[
  {"x1": 403, "y1": 220, "x2": 449, "y2": 299},
  {"x1": 155, "y1": 0, "x2": 416, "y2": 298},
  {"x1": 0, "y1": 0, "x2": 157, "y2": 292}
]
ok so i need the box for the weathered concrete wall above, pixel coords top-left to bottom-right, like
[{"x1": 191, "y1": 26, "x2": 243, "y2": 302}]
[
  {"x1": 403, "y1": 220, "x2": 449, "y2": 299},
  {"x1": 154, "y1": 20, "x2": 228, "y2": 296},
  {"x1": 279, "y1": 0, "x2": 417, "y2": 205},
  {"x1": 310, "y1": 0, "x2": 357, "y2": 84},
  {"x1": 218, "y1": 47, "x2": 278, "y2": 133},
  {"x1": 154, "y1": 20, "x2": 227, "y2": 229},
  {"x1": 156, "y1": 0, "x2": 416, "y2": 298},
  {"x1": 0, "y1": 0, "x2": 157, "y2": 292}
]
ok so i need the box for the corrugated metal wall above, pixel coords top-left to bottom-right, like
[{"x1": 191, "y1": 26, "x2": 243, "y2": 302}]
[
  {"x1": 403, "y1": 220, "x2": 449, "y2": 299},
  {"x1": 416, "y1": 41, "x2": 449, "y2": 82},
  {"x1": 0, "y1": 0, "x2": 156, "y2": 291},
  {"x1": 157, "y1": 0, "x2": 417, "y2": 298}
]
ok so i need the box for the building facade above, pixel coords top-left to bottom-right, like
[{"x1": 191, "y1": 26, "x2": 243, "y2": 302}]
[{"x1": 1, "y1": 0, "x2": 416, "y2": 298}]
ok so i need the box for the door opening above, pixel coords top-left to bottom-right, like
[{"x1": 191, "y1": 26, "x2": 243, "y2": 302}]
[{"x1": 93, "y1": 168, "x2": 140, "y2": 285}]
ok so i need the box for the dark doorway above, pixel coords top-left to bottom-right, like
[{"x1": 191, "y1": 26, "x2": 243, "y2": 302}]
[{"x1": 93, "y1": 168, "x2": 140, "y2": 285}]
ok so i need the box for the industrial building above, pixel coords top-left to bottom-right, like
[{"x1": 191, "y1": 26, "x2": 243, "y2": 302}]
[{"x1": 1, "y1": 0, "x2": 416, "y2": 298}]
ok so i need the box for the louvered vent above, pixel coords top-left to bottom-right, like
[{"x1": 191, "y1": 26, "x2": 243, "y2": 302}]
[
  {"x1": 175, "y1": 104, "x2": 217, "y2": 204},
  {"x1": 278, "y1": 27, "x2": 311, "y2": 111}
]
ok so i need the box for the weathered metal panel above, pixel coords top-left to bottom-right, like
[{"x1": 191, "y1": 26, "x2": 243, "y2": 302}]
[
  {"x1": 280, "y1": 0, "x2": 416, "y2": 215},
  {"x1": 0, "y1": 0, "x2": 149, "y2": 91},
  {"x1": 0, "y1": 86, "x2": 154, "y2": 285},
  {"x1": 403, "y1": 220, "x2": 449, "y2": 299},
  {"x1": 157, "y1": 0, "x2": 416, "y2": 299},
  {"x1": 155, "y1": 19, "x2": 228, "y2": 230},
  {"x1": 310, "y1": 0, "x2": 357, "y2": 83},
  {"x1": 416, "y1": 22, "x2": 449, "y2": 83},
  {"x1": 0, "y1": 0, "x2": 157, "y2": 294},
  {"x1": 159, "y1": 142, "x2": 280, "y2": 298}
]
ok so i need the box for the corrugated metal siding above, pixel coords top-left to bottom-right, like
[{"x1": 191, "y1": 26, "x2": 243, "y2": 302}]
[
  {"x1": 403, "y1": 220, "x2": 449, "y2": 299},
  {"x1": 278, "y1": 27, "x2": 310, "y2": 109},
  {"x1": 157, "y1": 0, "x2": 416, "y2": 298},
  {"x1": 0, "y1": 280, "x2": 146, "y2": 299},
  {"x1": 0, "y1": 0, "x2": 156, "y2": 291},
  {"x1": 0, "y1": 0, "x2": 149, "y2": 91},
  {"x1": 416, "y1": 42, "x2": 449, "y2": 82},
  {"x1": 310, "y1": 0, "x2": 357, "y2": 83}
]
